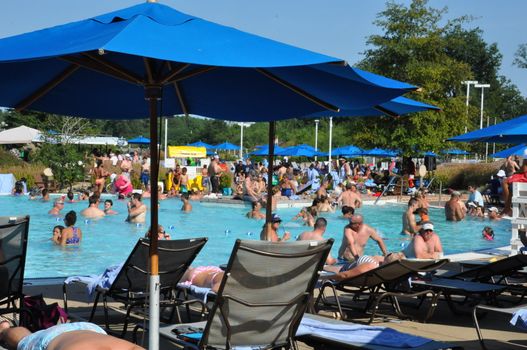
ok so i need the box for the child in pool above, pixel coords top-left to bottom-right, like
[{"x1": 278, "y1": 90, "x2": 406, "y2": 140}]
[
  {"x1": 51, "y1": 225, "x2": 64, "y2": 245},
  {"x1": 482, "y1": 226, "x2": 494, "y2": 241}
]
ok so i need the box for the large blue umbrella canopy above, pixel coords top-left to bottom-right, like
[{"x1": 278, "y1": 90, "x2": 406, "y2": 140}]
[
  {"x1": 332, "y1": 145, "x2": 363, "y2": 157},
  {"x1": 127, "y1": 135, "x2": 150, "y2": 144},
  {"x1": 490, "y1": 144, "x2": 527, "y2": 158},
  {"x1": 295, "y1": 144, "x2": 317, "y2": 151},
  {"x1": 187, "y1": 140, "x2": 214, "y2": 149},
  {"x1": 214, "y1": 142, "x2": 240, "y2": 151},
  {"x1": 277, "y1": 145, "x2": 322, "y2": 157},
  {"x1": 449, "y1": 114, "x2": 527, "y2": 144}
]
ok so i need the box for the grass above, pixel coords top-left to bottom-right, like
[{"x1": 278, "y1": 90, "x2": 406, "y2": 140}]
[{"x1": 428, "y1": 161, "x2": 501, "y2": 192}]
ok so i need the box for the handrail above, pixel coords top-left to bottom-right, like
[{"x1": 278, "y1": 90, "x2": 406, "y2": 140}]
[{"x1": 374, "y1": 175, "x2": 400, "y2": 205}]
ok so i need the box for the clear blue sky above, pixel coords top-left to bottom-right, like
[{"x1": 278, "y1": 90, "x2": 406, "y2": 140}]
[{"x1": 2, "y1": 0, "x2": 526, "y2": 97}]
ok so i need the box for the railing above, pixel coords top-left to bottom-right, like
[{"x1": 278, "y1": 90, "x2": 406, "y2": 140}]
[{"x1": 374, "y1": 175, "x2": 400, "y2": 205}]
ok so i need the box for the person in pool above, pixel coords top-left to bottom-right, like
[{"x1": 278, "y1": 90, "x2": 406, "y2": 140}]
[
  {"x1": 338, "y1": 214, "x2": 388, "y2": 263},
  {"x1": 103, "y1": 199, "x2": 118, "y2": 215},
  {"x1": 181, "y1": 192, "x2": 192, "y2": 212},
  {"x1": 59, "y1": 211, "x2": 82, "y2": 246},
  {"x1": 51, "y1": 225, "x2": 64, "y2": 245},
  {"x1": 126, "y1": 193, "x2": 147, "y2": 223},
  {"x1": 80, "y1": 195, "x2": 105, "y2": 218},
  {"x1": 246, "y1": 201, "x2": 265, "y2": 219},
  {"x1": 482, "y1": 226, "x2": 495, "y2": 241},
  {"x1": 402, "y1": 222, "x2": 443, "y2": 259},
  {"x1": 48, "y1": 199, "x2": 65, "y2": 216},
  {"x1": 297, "y1": 218, "x2": 336, "y2": 265},
  {"x1": 260, "y1": 213, "x2": 291, "y2": 242}
]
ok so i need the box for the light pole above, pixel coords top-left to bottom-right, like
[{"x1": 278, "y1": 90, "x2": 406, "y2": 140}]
[
  {"x1": 328, "y1": 117, "x2": 333, "y2": 172},
  {"x1": 475, "y1": 83, "x2": 490, "y2": 161},
  {"x1": 314, "y1": 119, "x2": 319, "y2": 161},
  {"x1": 461, "y1": 80, "x2": 478, "y2": 132},
  {"x1": 239, "y1": 122, "x2": 244, "y2": 159}
]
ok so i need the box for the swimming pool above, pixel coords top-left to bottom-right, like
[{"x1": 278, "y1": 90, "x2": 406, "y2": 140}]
[{"x1": 0, "y1": 196, "x2": 511, "y2": 278}]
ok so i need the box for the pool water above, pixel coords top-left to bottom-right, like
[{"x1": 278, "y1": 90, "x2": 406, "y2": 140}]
[{"x1": 0, "y1": 196, "x2": 512, "y2": 278}]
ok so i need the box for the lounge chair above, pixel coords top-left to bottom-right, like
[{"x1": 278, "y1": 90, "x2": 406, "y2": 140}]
[
  {"x1": 315, "y1": 259, "x2": 448, "y2": 323},
  {"x1": 297, "y1": 313, "x2": 463, "y2": 350},
  {"x1": 156, "y1": 239, "x2": 333, "y2": 350},
  {"x1": 64, "y1": 237, "x2": 207, "y2": 337},
  {"x1": 446, "y1": 254, "x2": 527, "y2": 285},
  {"x1": 472, "y1": 303, "x2": 527, "y2": 350},
  {"x1": 0, "y1": 216, "x2": 29, "y2": 321}
]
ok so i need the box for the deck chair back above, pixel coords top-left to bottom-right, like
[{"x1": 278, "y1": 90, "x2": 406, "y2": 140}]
[
  {"x1": 110, "y1": 237, "x2": 208, "y2": 294},
  {"x1": 454, "y1": 254, "x2": 527, "y2": 282},
  {"x1": 202, "y1": 239, "x2": 333, "y2": 350},
  {"x1": 0, "y1": 216, "x2": 29, "y2": 314}
]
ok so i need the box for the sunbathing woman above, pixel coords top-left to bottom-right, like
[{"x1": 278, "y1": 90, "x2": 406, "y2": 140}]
[{"x1": 180, "y1": 266, "x2": 224, "y2": 292}]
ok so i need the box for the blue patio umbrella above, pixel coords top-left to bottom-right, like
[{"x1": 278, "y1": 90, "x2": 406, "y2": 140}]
[
  {"x1": 250, "y1": 144, "x2": 285, "y2": 156},
  {"x1": 361, "y1": 148, "x2": 399, "y2": 157},
  {"x1": 277, "y1": 145, "x2": 320, "y2": 157},
  {"x1": 0, "y1": 3, "x2": 420, "y2": 346},
  {"x1": 442, "y1": 149, "x2": 470, "y2": 155},
  {"x1": 295, "y1": 144, "x2": 317, "y2": 151},
  {"x1": 187, "y1": 140, "x2": 214, "y2": 149},
  {"x1": 423, "y1": 151, "x2": 438, "y2": 157},
  {"x1": 127, "y1": 135, "x2": 150, "y2": 144},
  {"x1": 490, "y1": 144, "x2": 527, "y2": 158},
  {"x1": 214, "y1": 141, "x2": 240, "y2": 151},
  {"x1": 448, "y1": 114, "x2": 527, "y2": 144},
  {"x1": 332, "y1": 145, "x2": 363, "y2": 157}
]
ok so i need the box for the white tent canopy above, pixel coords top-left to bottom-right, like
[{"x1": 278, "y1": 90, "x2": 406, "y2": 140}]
[{"x1": 0, "y1": 125, "x2": 41, "y2": 144}]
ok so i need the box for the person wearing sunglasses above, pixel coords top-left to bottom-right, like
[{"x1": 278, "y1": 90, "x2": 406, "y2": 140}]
[{"x1": 403, "y1": 222, "x2": 443, "y2": 259}]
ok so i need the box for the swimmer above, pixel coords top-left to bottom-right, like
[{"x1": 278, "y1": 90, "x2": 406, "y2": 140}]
[
  {"x1": 66, "y1": 191, "x2": 76, "y2": 203},
  {"x1": 60, "y1": 211, "x2": 82, "y2": 246},
  {"x1": 260, "y1": 213, "x2": 290, "y2": 242},
  {"x1": 41, "y1": 189, "x2": 50, "y2": 202},
  {"x1": 297, "y1": 218, "x2": 336, "y2": 265},
  {"x1": 181, "y1": 192, "x2": 192, "y2": 212},
  {"x1": 482, "y1": 226, "x2": 494, "y2": 240},
  {"x1": 80, "y1": 195, "x2": 105, "y2": 218},
  {"x1": 103, "y1": 199, "x2": 118, "y2": 215},
  {"x1": 145, "y1": 225, "x2": 171, "y2": 240},
  {"x1": 126, "y1": 193, "x2": 147, "y2": 223},
  {"x1": 51, "y1": 225, "x2": 64, "y2": 245},
  {"x1": 48, "y1": 199, "x2": 65, "y2": 216},
  {"x1": 246, "y1": 201, "x2": 265, "y2": 219},
  {"x1": 488, "y1": 207, "x2": 501, "y2": 221},
  {"x1": 341, "y1": 205, "x2": 354, "y2": 220}
]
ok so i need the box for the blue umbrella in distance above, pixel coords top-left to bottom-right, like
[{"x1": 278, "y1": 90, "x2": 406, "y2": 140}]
[
  {"x1": 127, "y1": 135, "x2": 150, "y2": 144},
  {"x1": 214, "y1": 142, "x2": 240, "y2": 151},
  {"x1": 187, "y1": 140, "x2": 215, "y2": 149},
  {"x1": 449, "y1": 114, "x2": 527, "y2": 144},
  {"x1": 442, "y1": 149, "x2": 470, "y2": 155}
]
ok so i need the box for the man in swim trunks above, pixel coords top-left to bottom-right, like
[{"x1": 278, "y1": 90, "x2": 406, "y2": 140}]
[
  {"x1": 0, "y1": 321, "x2": 143, "y2": 350},
  {"x1": 126, "y1": 193, "x2": 147, "y2": 223},
  {"x1": 444, "y1": 191, "x2": 465, "y2": 221},
  {"x1": 337, "y1": 182, "x2": 362, "y2": 209},
  {"x1": 80, "y1": 195, "x2": 105, "y2": 218},
  {"x1": 337, "y1": 214, "x2": 388, "y2": 263}
]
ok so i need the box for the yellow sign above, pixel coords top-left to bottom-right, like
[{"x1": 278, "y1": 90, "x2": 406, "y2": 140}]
[{"x1": 168, "y1": 146, "x2": 206, "y2": 158}]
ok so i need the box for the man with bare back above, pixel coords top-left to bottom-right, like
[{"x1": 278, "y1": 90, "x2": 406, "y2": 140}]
[{"x1": 338, "y1": 214, "x2": 388, "y2": 263}]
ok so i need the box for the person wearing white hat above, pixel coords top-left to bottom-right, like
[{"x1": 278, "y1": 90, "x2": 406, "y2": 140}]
[
  {"x1": 402, "y1": 222, "x2": 443, "y2": 259},
  {"x1": 488, "y1": 207, "x2": 501, "y2": 221}
]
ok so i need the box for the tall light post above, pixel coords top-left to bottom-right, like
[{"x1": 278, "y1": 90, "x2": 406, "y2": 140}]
[
  {"x1": 475, "y1": 83, "x2": 490, "y2": 161},
  {"x1": 314, "y1": 119, "x2": 319, "y2": 161},
  {"x1": 328, "y1": 117, "x2": 333, "y2": 172},
  {"x1": 461, "y1": 80, "x2": 478, "y2": 132}
]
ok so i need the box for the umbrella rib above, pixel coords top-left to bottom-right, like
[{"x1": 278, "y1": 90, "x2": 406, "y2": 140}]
[
  {"x1": 60, "y1": 55, "x2": 140, "y2": 85},
  {"x1": 255, "y1": 68, "x2": 340, "y2": 112},
  {"x1": 167, "y1": 62, "x2": 190, "y2": 116},
  {"x1": 160, "y1": 63, "x2": 191, "y2": 85},
  {"x1": 15, "y1": 64, "x2": 79, "y2": 112},
  {"x1": 373, "y1": 105, "x2": 400, "y2": 118},
  {"x1": 83, "y1": 52, "x2": 145, "y2": 84},
  {"x1": 165, "y1": 66, "x2": 216, "y2": 84}
]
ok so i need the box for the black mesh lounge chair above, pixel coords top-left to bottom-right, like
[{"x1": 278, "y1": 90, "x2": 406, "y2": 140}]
[
  {"x1": 472, "y1": 303, "x2": 527, "y2": 350},
  {"x1": 0, "y1": 216, "x2": 29, "y2": 321},
  {"x1": 74, "y1": 237, "x2": 207, "y2": 337},
  {"x1": 315, "y1": 259, "x2": 449, "y2": 323},
  {"x1": 157, "y1": 239, "x2": 333, "y2": 350},
  {"x1": 448, "y1": 254, "x2": 527, "y2": 285}
]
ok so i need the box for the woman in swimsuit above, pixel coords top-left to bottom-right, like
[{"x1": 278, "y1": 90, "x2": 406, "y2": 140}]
[
  {"x1": 181, "y1": 266, "x2": 224, "y2": 292},
  {"x1": 60, "y1": 211, "x2": 82, "y2": 246}
]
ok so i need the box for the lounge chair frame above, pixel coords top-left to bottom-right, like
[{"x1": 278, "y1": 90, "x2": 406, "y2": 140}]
[
  {"x1": 158, "y1": 239, "x2": 333, "y2": 350},
  {"x1": 0, "y1": 216, "x2": 29, "y2": 321},
  {"x1": 315, "y1": 259, "x2": 448, "y2": 323},
  {"x1": 65, "y1": 237, "x2": 207, "y2": 337}
]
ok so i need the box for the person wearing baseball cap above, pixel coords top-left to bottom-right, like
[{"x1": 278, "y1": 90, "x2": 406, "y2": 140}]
[
  {"x1": 260, "y1": 213, "x2": 290, "y2": 242},
  {"x1": 403, "y1": 222, "x2": 443, "y2": 259}
]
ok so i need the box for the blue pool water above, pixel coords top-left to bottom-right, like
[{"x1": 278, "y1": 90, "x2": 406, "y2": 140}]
[{"x1": 0, "y1": 195, "x2": 511, "y2": 278}]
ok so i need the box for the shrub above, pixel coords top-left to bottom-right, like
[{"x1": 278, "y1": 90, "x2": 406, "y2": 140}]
[
  {"x1": 426, "y1": 162, "x2": 501, "y2": 192},
  {"x1": 219, "y1": 172, "x2": 233, "y2": 189}
]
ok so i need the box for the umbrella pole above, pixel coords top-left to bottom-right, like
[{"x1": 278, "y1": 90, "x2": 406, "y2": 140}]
[
  {"x1": 146, "y1": 86, "x2": 161, "y2": 350},
  {"x1": 265, "y1": 121, "x2": 275, "y2": 230}
]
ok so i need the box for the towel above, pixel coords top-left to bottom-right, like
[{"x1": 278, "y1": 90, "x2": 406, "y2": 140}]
[
  {"x1": 297, "y1": 316, "x2": 432, "y2": 348},
  {"x1": 64, "y1": 263, "x2": 124, "y2": 298},
  {"x1": 510, "y1": 309, "x2": 527, "y2": 330},
  {"x1": 177, "y1": 283, "x2": 215, "y2": 304}
]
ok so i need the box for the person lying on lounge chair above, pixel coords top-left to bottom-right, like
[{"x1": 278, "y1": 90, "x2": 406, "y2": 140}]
[
  {"x1": 322, "y1": 253, "x2": 405, "y2": 281},
  {"x1": 0, "y1": 321, "x2": 144, "y2": 350},
  {"x1": 180, "y1": 266, "x2": 224, "y2": 293}
]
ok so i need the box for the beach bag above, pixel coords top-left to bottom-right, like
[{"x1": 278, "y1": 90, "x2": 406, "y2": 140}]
[{"x1": 20, "y1": 294, "x2": 68, "y2": 332}]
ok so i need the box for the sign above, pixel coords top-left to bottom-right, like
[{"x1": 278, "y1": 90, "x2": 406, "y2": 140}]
[{"x1": 168, "y1": 146, "x2": 206, "y2": 158}]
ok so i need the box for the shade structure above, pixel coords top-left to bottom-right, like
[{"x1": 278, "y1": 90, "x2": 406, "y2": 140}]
[
  {"x1": 0, "y1": 3, "x2": 419, "y2": 349},
  {"x1": 442, "y1": 149, "x2": 470, "y2": 155},
  {"x1": 127, "y1": 136, "x2": 150, "y2": 144},
  {"x1": 0, "y1": 125, "x2": 41, "y2": 144},
  {"x1": 448, "y1": 114, "x2": 527, "y2": 144},
  {"x1": 360, "y1": 148, "x2": 399, "y2": 157},
  {"x1": 332, "y1": 145, "x2": 363, "y2": 157},
  {"x1": 490, "y1": 144, "x2": 527, "y2": 158},
  {"x1": 295, "y1": 144, "x2": 317, "y2": 151},
  {"x1": 214, "y1": 141, "x2": 240, "y2": 151},
  {"x1": 187, "y1": 140, "x2": 214, "y2": 149},
  {"x1": 423, "y1": 151, "x2": 438, "y2": 157},
  {"x1": 250, "y1": 144, "x2": 285, "y2": 156}
]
